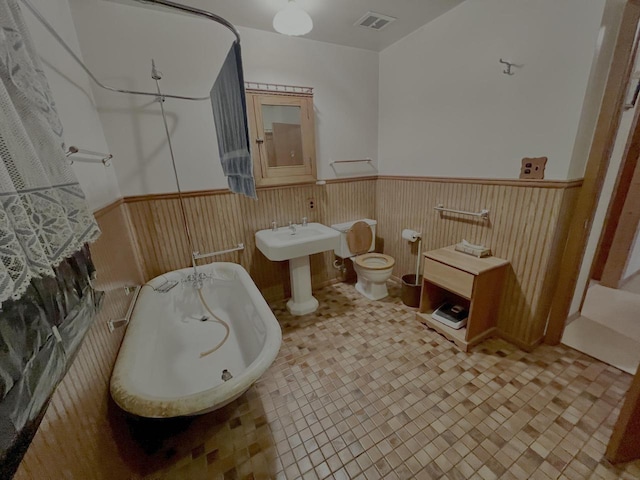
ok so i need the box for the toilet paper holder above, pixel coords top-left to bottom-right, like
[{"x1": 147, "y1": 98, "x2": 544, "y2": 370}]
[
  {"x1": 402, "y1": 229, "x2": 421, "y2": 242},
  {"x1": 402, "y1": 229, "x2": 422, "y2": 286}
]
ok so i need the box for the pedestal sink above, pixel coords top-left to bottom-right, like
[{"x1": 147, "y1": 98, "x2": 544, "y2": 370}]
[{"x1": 255, "y1": 223, "x2": 339, "y2": 315}]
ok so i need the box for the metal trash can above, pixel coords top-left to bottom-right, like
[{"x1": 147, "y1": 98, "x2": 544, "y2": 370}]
[{"x1": 401, "y1": 274, "x2": 422, "y2": 307}]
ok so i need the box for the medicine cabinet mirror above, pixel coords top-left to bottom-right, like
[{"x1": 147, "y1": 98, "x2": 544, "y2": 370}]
[{"x1": 245, "y1": 85, "x2": 317, "y2": 186}]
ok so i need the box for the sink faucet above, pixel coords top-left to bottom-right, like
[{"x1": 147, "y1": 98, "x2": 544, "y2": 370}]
[
  {"x1": 271, "y1": 220, "x2": 277, "y2": 231},
  {"x1": 302, "y1": 217, "x2": 308, "y2": 226}
]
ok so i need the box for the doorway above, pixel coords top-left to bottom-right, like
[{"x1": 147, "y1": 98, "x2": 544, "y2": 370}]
[{"x1": 561, "y1": 43, "x2": 640, "y2": 375}]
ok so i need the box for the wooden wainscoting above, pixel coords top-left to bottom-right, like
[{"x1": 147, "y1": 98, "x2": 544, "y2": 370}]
[
  {"x1": 125, "y1": 178, "x2": 377, "y2": 301},
  {"x1": 15, "y1": 175, "x2": 582, "y2": 478},
  {"x1": 376, "y1": 176, "x2": 581, "y2": 348},
  {"x1": 15, "y1": 202, "x2": 145, "y2": 480}
]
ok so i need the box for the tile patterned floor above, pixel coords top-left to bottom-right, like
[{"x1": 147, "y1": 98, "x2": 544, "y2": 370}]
[
  {"x1": 140, "y1": 282, "x2": 640, "y2": 480},
  {"x1": 562, "y1": 284, "x2": 640, "y2": 374}
]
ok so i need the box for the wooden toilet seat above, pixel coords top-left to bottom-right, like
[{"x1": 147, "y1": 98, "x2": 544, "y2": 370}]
[
  {"x1": 346, "y1": 221, "x2": 373, "y2": 255},
  {"x1": 355, "y1": 253, "x2": 395, "y2": 270}
]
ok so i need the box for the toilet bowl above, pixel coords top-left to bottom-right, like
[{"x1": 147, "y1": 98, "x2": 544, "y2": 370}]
[
  {"x1": 354, "y1": 253, "x2": 395, "y2": 300},
  {"x1": 331, "y1": 219, "x2": 396, "y2": 300}
]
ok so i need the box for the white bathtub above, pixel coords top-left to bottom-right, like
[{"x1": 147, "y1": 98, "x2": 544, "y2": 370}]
[{"x1": 110, "y1": 263, "x2": 282, "y2": 418}]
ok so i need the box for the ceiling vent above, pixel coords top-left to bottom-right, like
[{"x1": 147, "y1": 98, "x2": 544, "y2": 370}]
[{"x1": 354, "y1": 11, "x2": 396, "y2": 31}]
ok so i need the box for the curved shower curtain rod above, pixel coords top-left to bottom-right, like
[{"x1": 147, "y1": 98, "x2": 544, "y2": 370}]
[{"x1": 19, "y1": 0, "x2": 241, "y2": 101}]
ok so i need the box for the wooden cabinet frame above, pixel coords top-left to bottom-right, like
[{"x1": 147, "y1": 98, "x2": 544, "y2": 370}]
[
  {"x1": 246, "y1": 89, "x2": 317, "y2": 187},
  {"x1": 416, "y1": 246, "x2": 509, "y2": 352}
]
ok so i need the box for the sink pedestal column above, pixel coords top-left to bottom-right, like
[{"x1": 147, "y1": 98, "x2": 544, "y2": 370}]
[{"x1": 286, "y1": 256, "x2": 319, "y2": 316}]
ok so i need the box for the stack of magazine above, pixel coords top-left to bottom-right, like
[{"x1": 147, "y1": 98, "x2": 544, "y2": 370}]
[{"x1": 432, "y1": 302, "x2": 468, "y2": 329}]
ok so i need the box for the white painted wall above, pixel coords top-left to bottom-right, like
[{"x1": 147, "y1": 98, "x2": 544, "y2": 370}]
[
  {"x1": 23, "y1": 0, "x2": 120, "y2": 210},
  {"x1": 569, "y1": 0, "x2": 627, "y2": 179},
  {"x1": 378, "y1": 0, "x2": 607, "y2": 180},
  {"x1": 68, "y1": 0, "x2": 379, "y2": 196}
]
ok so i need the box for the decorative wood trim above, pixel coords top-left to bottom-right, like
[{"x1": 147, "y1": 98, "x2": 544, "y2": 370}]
[
  {"x1": 599, "y1": 106, "x2": 640, "y2": 287},
  {"x1": 93, "y1": 198, "x2": 124, "y2": 218},
  {"x1": 378, "y1": 175, "x2": 583, "y2": 189},
  {"x1": 245, "y1": 83, "x2": 313, "y2": 97},
  {"x1": 121, "y1": 175, "x2": 581, "y2": 205},
  {"x1": 497, "y1": 331, "x2": 542, "y2": 352},
  {"x1": 591, "y1": 32, "x2": 640, "y2": 282},
  {"x1": 533, "y1": 186, "x2": 582, "y2": 335},
  {"x1": 121, "y1": 177, "x2": 378, "y2": 203},
  {"x1": 545, "y1": 3, "x2": 640, "y2": 345},
  {"x1": 324, "y1": 176, "x2": 378, "y2": 185},
  {"x1": 606, "y1": 365, "x2": 640, "y2": 463},
  {"x1": 123, "y1": 189, "x2": 230, "y2": 203}
]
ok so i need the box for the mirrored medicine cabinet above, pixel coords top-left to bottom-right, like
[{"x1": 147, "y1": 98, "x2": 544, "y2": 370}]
[{"x1": 245, "y1": 84, "x2": 317, "y2": 186}]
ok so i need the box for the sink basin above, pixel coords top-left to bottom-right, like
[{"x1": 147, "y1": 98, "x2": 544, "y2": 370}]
[
  {"x1": 255, "y1": 223, "x2": 339, "y2": 261},
  {"x1": 255, "y1": 223, "x2": 340, "y2": 316}
]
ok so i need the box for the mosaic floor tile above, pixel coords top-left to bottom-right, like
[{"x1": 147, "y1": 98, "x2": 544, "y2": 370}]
[{"x1": 138, "y1": 282, "x2": 640, "y2": 479}]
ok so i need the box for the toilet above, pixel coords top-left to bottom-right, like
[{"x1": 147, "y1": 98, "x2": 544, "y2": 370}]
[{"x1": 331, "y1": 219, "x2": 395, "y2": 300}]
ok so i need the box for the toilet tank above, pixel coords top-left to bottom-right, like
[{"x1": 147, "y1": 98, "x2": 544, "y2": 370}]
[{"x1": 330, "y1": 219, "x2": 377, "y2": 258}]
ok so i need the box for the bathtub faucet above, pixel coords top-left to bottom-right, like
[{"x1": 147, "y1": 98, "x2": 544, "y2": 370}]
[
  {"x1": 188, "y1": 253, "x2": 218, "y2": 289},
  {"x1": 184, "y1": 271, "x2": 212, "y2": 289}
]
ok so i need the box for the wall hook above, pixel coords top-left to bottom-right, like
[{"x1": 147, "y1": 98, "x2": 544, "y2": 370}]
[{"x1": 499, "y1": 58, "x2": 516, "y2": 75}]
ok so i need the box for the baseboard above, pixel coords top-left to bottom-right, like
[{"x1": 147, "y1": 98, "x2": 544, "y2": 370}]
[
  {"x1": 261, "y1": 277, "x2": 342, "y2": 304},
  {"x1": 564, "y1": 311, "x2": 581, "y2": 327},
  {"x1": 497, "y1": 330, "x2": 543, "y2": 352},
  {"x1": 621, "y1": 270, "x2": 640, "y2": 290},
  {"x1": 315, "y1": 277, "x2": 342, "y2": 289}
]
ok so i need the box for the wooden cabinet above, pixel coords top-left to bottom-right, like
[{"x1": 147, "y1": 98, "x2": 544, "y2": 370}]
[
  {"x1": 245, "y1": 88, "x2": 317, "y2": 187},
  {"x1": 416, "y1": 246, "x2": 509, "y2": 351}
]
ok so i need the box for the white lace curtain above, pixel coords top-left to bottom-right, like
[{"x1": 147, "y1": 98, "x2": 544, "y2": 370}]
[{"x1": 0, "y1": 0, "x2": 100, "y2": 306}]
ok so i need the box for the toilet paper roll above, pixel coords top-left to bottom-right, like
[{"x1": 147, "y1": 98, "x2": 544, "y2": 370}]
[{"x1": 402, "y1": 229, "x2": 421, "y2": 242}]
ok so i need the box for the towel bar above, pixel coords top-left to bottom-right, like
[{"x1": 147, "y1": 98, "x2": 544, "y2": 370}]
[
  {"x1": 330, "y1": 158, "x2": 372, "y2": 165},
  {"x1": 192, "y1": 243, "x2": 245, "y2": 261},
  {"x1": 108, "y1": 285, "x2": 142, "y2": 332},
  {"x1": 65, "y1": 145, "x2": 113, "y2": 166},
  {"x1": 434, "y1": 204, "x2": 490, "y2": 220}
]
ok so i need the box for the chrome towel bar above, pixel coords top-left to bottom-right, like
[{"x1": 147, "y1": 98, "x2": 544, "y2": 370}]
[
  {"x1": 193, "y1": 243, "x2": 245, "y2": 261},
  {"x1": 434, "y1": 204, "x2": 490, "y2": 220},
  {"x1": 330, "y1": 158, "x2": 372, "y2": 165},
  {"x1": 108, "y1": 285, "x2": 142, "y2": 332},
  {"x1": 65, "y1": 145, "x2": 113, "y2": 166}
]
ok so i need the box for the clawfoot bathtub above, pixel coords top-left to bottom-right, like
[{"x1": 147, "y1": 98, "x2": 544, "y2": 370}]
[{"x1": 110, "y1": 263, "x2": 281, "y2": 418}]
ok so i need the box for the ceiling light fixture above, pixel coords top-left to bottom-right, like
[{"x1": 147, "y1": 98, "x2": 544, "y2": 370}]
[{"x1": 273, "y1": 0, "x2": 313, "y2": 36}]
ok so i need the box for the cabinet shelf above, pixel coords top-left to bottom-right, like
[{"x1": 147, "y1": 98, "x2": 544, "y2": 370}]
[
  {"x1": 417, "y1": 312, "x2": 467, "y2": 348},
  {"x1": 417, "y1": 246, "x2": 509, "y2": 352}
]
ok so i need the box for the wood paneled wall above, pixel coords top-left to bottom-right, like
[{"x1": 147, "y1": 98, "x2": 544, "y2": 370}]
[
  {"x1": 15, "y1": 175, "x2": 581, "y2": 478},
  {"x1": 123, "y1": 175, "x2": 579, "y2": 348},
  {"x1": 126, "y1": 178, "x2": 377, "y2": 301},
  {"x1": 15, "y1": 203, "x2": 144, "y2": 480},
  {"x1": 376, "y1": 177, "x2": 581, "y2": 348}
]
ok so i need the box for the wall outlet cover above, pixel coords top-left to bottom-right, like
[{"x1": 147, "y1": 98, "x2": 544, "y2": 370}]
[{"x1": 520, "y1": 157, "x2": 547, "y2": 179}]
